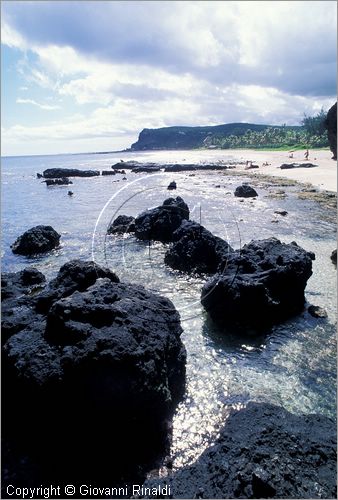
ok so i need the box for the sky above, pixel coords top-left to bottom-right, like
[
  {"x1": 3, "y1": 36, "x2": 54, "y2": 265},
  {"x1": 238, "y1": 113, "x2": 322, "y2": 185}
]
[{"x1": 1, "y1": 0, "x2": 337, "y2": 156}]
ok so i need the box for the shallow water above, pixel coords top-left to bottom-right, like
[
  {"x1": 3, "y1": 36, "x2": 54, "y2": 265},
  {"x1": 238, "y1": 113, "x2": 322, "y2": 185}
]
[{"x1": 1, "y1": 150, "x2": 336, "y2": 469}]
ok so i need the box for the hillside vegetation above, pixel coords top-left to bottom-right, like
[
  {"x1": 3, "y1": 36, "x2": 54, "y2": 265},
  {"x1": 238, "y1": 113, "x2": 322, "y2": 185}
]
[{"x1": 130, "y1": 110, "x2": 329, "y2": 151}]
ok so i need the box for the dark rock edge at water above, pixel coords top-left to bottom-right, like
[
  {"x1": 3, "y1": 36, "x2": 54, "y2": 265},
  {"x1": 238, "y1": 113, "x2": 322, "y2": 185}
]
[
  {"x1": 11, "y1": 225, "x2": 61, "y2": 256},
  {"x1": 142, "y1": 402, "x2": 336, "y2": 499}
]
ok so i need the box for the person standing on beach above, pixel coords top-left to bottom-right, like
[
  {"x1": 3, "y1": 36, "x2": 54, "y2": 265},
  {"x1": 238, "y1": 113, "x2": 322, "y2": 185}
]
[{"x1": 304, "y1": 149, "x2": 309, "y2": 160}]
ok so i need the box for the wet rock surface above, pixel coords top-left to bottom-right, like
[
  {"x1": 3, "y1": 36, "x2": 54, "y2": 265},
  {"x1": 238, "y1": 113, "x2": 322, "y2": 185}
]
[
  {"x1": 11, "y1": 225, "x2": 61, "y2": 255},
  {"x1": 201, "y1": 237, "x2": 315, "y2": 329},
  {"x1": 108, "y1": 214, "x2": 136, "y2": 234},
  {"x1": 235, "y1": 184, "x2": 258, "y2": 198},
  {"x1": 142, "y1": 402, "x2": 337, "y2": 499},
  {"x1": 41, "y1": 168, "x2": 100, "y2": 178},
  {"x1": 134, "y1": 197, "x2": 190, "y2": 242},
  {"x1": 165, "y1": 220, "x2": 234, "y2": 274},
  {"x1": 2, "y1": 261, "x2": 186, "y2": 488}
]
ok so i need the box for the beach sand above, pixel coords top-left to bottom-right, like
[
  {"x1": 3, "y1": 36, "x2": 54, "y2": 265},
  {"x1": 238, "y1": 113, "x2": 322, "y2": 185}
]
[{"x1": 232, "y1": 149, "x2": 337, "y2": 192}]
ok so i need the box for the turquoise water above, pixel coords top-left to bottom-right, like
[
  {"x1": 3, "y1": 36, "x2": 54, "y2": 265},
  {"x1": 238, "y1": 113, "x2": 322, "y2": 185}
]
[{"x1": 1, "y1": 150, "x2": 336, "y2": 468}]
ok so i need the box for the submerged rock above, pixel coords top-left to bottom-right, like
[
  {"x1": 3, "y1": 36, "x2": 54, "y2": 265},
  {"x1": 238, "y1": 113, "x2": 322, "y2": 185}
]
[
  {"x1": 234, "y1": 184, "x2": 258, "y2": 198},
  {"x1": 107, "y1": 215, "x2": 135, "y2": 234},
  {"x1": 134, "y1": 197, "x2": 189, "y2": 242},
  {"x1": 165, "y1": 220, "x2": 234, "y2": 274},
  {"x1": 41, "y1": 168, "x2": 100, "y2": 178},
  {"x1": 143, "y1": 402, "x2": 336, "y2": 499},
  {"x1": 2, "y1": 260, "x2": 186, "y2": 486},
  {"x1": 11, "y1": 225, "x2": 61, "y2": 255},
  {"x1": 201, "y1": 237, "x2": 315, "y2": 329}
]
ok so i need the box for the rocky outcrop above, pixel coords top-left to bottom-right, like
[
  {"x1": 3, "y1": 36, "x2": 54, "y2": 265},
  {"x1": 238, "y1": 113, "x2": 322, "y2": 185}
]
[
  {"x1": 201, "y1": 238, "x2": 315, "y2": 329},
  {"x1": 165, "y1": 220, "x2": 234, "y2": 274},
  {"x1": 280, "y1": 163, "x2": 317, "y2": 169},
  {"x1": 134, "y1": 197, "x2": 189, "y2": 243},
  {"x1": 330, "y1": 249, "x2": 337, "y2": 265},
  {"x1": 34, "y1": 259, "x2": 119, "y2": 314},
  {"x1": 2, "y1": 260, "x2": 186, "y2": 487},
  {"x1": 44, "y1": 177, "x2": 72, "y2": 186},
  {"x1": 234, "y1": 184, "x2": 258, "y2": 198},
  {"x1": 132, "y1": 166, "x2": 162, "y2": 173},
  {"x1": 324, "y1": 102, "x2": 337, "y2": 160},
  {"x1": 167, "y1": 181, "x2": 177, "y2": 190},
  {"x1": 142, "y1": 402, "x2": 336, "y2": 499},
  {"x1": 102, "y1": 168, "x2": 126, "y2": 175},
  {"x1": 1, "y1": 268, "x2": 46, "y2": 344},
  {"x1": 41, "y1": 168, "x2": 100, "y2": 178},
  {"x1": 11, "y1": 225, "x2": 61, "y2": 255},
  {"x1": 107, "y1": 215, "x2": 136, "y2": 234},
  {"x1": 164, "y1": 164, "x2": 197, "y2": 172}
]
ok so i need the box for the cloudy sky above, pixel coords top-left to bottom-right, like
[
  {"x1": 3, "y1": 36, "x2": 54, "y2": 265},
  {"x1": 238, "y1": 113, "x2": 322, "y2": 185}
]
[{"x1": 1, "y1": 1, "x2": 336, "y2": 156}]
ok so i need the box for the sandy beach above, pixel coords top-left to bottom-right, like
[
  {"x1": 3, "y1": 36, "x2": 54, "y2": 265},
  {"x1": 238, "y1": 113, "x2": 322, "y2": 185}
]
[{"x1": 233, "y1": 148, "x2": 337, "y2": 192}]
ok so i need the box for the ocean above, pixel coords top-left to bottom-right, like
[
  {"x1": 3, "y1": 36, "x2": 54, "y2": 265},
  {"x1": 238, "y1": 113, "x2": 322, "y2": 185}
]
[{"x1": 1, "y1": 149, "x2": 336, "y2": 469}]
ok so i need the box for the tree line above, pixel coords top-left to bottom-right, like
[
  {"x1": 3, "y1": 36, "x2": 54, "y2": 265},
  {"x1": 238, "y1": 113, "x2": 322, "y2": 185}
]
[{"x1": 209, "y1": 109, "x2": 329, "y2": 150}]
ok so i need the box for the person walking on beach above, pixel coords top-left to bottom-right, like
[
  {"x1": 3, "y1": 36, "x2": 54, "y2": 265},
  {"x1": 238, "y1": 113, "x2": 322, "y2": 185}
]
[{"x1": 304, "y1": 149, "x2": 309, "y2": 160}]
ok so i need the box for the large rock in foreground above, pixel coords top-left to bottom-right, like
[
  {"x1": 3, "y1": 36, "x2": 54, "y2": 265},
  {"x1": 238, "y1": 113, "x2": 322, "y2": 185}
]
[
  {"x1": 134, "y1": 197, "x2": 189, "y2": 242},
  {"x1": 165, "y1": 220, "x2": 234, "y2": 274},
  {"x1": 143, "y1": 402, "x2": 336, "y2": 499},
  {"x1": 11, "y1": 225, "x2": 61, "y2": 255},
  {"x1": 201, "y1": 238, "x2": 315, "y2": 329},
  {"x1": 41, "y1": 168, "x2": 100, "y2": 178},
  {"x1": 2, "y1": 261, "x2": 186, "y2": 486}
]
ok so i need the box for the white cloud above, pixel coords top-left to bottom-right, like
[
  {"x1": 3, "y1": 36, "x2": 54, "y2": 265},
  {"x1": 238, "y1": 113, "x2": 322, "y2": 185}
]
[{"x1": 16, "y1": 98, "x2": 61, "y2": 110}]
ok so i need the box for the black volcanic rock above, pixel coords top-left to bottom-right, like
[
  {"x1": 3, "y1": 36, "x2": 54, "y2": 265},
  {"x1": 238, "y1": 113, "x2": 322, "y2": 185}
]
[
  {"x1": 330, "y1": 249, "x2": 337, "y2": 265},
  {"x1": 164, "y1": 164, "x2": 197, "y2": 172},
  {"x1": 165, "y1": 220, "x2": 234, "y2": 274},
  {"x1": 1, "y1": 268, "x2": 46, "y2": 344},
  {"x1": 132, "y1": 166, "x2": 161, "y2": 173},
  {"x1": 201, "y1": 237, "x2": 315, "y2": 329},
  {"x1": 35, "y1": 259, "x2": 119, "y2": 314},
  {"x1": 107, "y1": 215, "x2": 135, "y2": 234},
  {"x1": 134, "y1": 197, "x2": 189, "y2": 243},
  {"x1": 234, "y1": 184, "x2": 258, "y2": 198},
  {"x1": 11, "y1": 225, "x2": 61, "y2": 255},
  {"x1": 2, "y1": 262, "x2": 186, "y2": 487},
  {"x1": 324, "y1": 102, "x2": 337, "y2": 160},
  {"x1": 142, "y1": 402, "x2": 336, "y2": 499},
  {"x1": 44, "y1": 177, "x2": 72, "y2": 186},
  {"x1": 280, "y1": 162, "x2": 317, "y2": 169},
  {"x1": 167, "y1": 181, "x2": 177, "y2": 190},
  {"x1": 42, "y1": 168, "x2": 100, "y2": 178}
]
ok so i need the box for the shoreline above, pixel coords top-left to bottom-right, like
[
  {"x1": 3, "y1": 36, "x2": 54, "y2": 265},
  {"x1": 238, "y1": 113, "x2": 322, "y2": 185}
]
[{"x1": 230, "y1": 148, "x2": 336, "y2": 192}]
